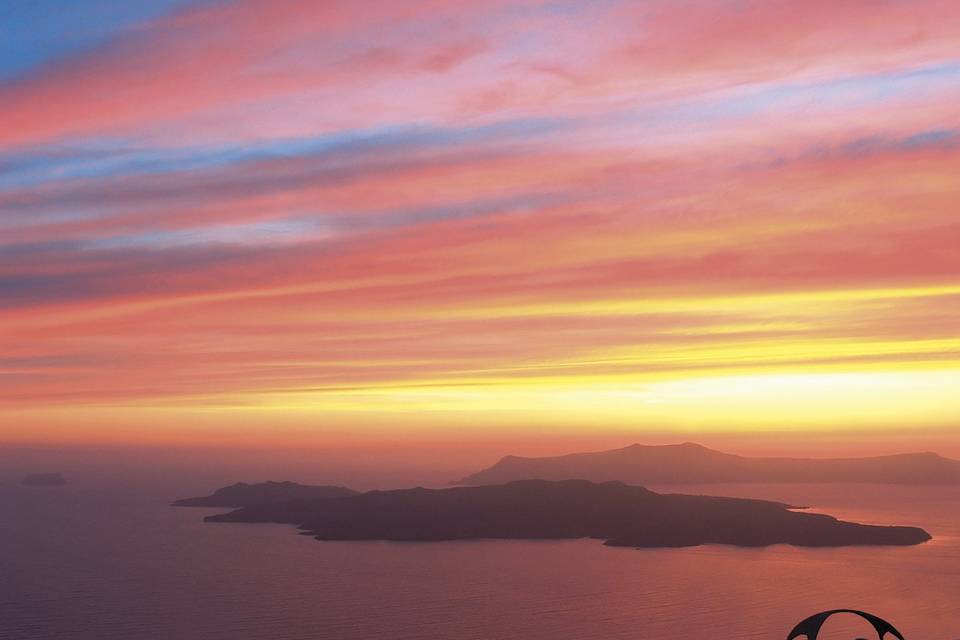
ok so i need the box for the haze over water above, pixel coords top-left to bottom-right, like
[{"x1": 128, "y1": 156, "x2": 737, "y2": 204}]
[{"x1": 3, "y1": 468, "x2": 958, "y2": 640}]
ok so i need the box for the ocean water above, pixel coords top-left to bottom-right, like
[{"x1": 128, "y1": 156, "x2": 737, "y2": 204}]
[{"x1": 1, "y1": 480, "x2": 958, "y2": 640}]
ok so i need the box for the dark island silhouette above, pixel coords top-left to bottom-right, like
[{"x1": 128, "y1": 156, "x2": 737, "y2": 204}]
[
  {"x1": 204, "y1": 479, "x2": 930, "y2": 548},
  {"x1": 173, "y1": 481, "x2": 357, "y2": 507},
  {"x1": 457, "y1": 442, "x2": 960, "y2": 486},
  {"x1": 21, "y1": 472, "x2": 67, "y2": 487}
]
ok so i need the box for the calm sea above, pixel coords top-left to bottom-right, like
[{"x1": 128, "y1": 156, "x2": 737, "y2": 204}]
[{"x1": 1, "y1": 480, "x2": 958, "y2": 639}]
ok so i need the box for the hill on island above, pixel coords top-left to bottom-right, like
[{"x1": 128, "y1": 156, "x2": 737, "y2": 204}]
[
  {"x1": 205, "y1": 479, "x2": 930, "y2": 548},
  {"x1": 456, "y1": 443, "x2": 960, "y2": 486},
  {"x1": 173, "y1": 481, "x2": 357, "y2": 507}
]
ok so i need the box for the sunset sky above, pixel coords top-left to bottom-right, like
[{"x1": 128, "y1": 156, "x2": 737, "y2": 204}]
[{"x1": 2, "y1": 0, "x2": 959, "y2": 455}]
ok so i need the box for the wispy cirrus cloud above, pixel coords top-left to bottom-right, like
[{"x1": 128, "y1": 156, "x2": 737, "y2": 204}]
[{"x1": 1, "y1": 0, "x2": 959, "y2": 444}]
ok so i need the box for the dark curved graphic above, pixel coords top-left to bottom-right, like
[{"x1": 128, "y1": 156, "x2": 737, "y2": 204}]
[{"x1": 788, "y1": 610, "x2": 905, "y2": 639}]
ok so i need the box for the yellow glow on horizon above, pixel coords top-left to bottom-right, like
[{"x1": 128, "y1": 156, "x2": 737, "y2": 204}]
[
  {"x1": 6, "y1": 364, "x2": 958, "y2": 449},
  {"x1": 244, "y1": 367, "x2": 960, "y2": 430}
]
